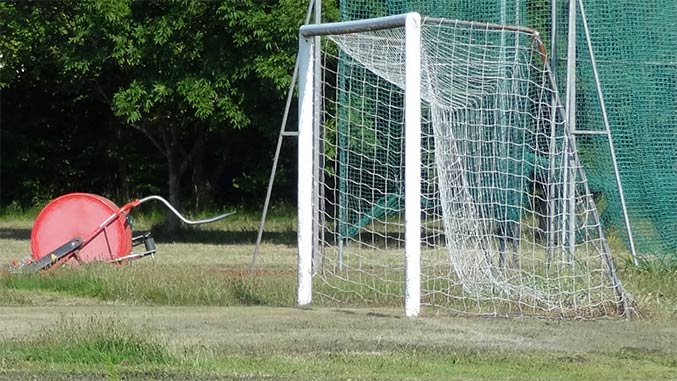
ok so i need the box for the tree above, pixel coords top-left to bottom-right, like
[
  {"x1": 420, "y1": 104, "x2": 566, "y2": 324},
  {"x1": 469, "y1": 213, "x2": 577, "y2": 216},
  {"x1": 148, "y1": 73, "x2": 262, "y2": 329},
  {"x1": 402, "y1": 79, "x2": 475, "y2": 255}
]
[{"x1": 1, "y1": 0, "x2": 322, "y2": 225}]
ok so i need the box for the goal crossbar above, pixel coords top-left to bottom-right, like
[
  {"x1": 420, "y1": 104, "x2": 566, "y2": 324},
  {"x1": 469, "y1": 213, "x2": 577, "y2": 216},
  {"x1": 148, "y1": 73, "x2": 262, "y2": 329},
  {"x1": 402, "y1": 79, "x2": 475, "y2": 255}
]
[{"x1": 300, "y1": 14, "x2": 538, "y2": 37}]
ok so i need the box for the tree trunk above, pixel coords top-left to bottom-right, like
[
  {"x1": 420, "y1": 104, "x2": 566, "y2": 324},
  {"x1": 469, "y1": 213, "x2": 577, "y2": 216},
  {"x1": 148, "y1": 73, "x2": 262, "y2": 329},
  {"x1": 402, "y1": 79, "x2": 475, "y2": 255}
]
[
  {"x1": 191, "y1": 135, "x2": 209, "y2": 210},
  {"x1": 115, "y1": 126, "x2": 131, "y2": 202},
  {"x1": 166, "y1": 152, "x2": 181, "y2": 232},
  {"x1": 163, "y1": 124, "x2": 206, "y2": 232}
]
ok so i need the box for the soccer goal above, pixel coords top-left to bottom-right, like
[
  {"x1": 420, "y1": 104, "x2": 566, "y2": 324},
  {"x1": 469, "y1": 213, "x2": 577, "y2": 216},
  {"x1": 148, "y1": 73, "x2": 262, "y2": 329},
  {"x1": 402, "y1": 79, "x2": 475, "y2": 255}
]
[{"x1": 297, "y1": 12, "x2": 627, "y2": 318}]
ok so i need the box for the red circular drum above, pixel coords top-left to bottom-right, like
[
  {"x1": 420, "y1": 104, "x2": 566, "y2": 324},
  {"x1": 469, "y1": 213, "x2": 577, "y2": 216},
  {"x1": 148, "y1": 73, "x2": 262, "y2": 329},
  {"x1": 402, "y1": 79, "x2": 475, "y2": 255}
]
[{"x1": 30, "y1": 193, "x2": 133, "y2": 263}]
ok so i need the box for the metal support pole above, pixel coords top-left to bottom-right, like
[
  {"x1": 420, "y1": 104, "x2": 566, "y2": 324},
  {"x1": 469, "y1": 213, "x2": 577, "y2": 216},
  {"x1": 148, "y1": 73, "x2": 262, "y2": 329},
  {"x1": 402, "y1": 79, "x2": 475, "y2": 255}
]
[
  {"x1": 547, "y1": 96, "x2": 558, "y2": 260},
  {"x1": 311, "y1": 0, "x2": 322, "y2": 274},
  {"x1": 564, "y1": 0, "x2": 577, "y2": 259},
  {"x1": 546, "y1": 0, "x2": 559, "y2": 259},
  {"x1": 403, "y1": 12, "x2": 422, "y2": 318},
  {"x1": 251, "y1": 1, "x2": 315, "y2": 272},
  {"x1": 297, "y1": 33, "x2": 315, "y2": 306},
  {"x1": 578, "y1": 0, "x2": 638, "y2": 265}
]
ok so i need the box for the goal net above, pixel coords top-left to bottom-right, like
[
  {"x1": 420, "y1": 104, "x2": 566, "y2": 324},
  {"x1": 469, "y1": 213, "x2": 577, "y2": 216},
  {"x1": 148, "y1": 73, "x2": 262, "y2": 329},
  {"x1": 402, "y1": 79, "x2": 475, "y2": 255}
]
[{"x1": 297, "y1": 13, "x2": 626, "y2": 318}]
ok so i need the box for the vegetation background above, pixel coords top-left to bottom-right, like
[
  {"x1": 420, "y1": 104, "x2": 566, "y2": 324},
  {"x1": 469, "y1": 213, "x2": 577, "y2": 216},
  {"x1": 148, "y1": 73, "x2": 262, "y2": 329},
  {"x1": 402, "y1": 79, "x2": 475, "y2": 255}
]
[
  {"x1": 1, "y1": 0, "x2": 339, "y2": 219},
  {"x1": 1, "y1": 2, "x2": 677, "y2": 379}
]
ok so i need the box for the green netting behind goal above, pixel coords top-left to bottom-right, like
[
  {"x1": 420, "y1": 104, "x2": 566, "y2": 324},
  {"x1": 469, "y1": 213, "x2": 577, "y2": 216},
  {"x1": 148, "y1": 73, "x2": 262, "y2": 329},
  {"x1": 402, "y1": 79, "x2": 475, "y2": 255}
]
[
  {"x1": 560, "y1": 1, "x2": 677, "y2": 261},
  {"x1": 339, "y1": 0, "x2": 677, "y2": 261}
]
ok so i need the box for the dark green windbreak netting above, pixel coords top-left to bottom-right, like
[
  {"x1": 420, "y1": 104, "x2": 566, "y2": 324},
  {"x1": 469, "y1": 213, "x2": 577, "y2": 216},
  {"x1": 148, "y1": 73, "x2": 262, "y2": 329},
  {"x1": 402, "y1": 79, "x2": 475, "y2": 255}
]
[{"x1": 339, "y1": 0, "x2": 676, "y2": 261}]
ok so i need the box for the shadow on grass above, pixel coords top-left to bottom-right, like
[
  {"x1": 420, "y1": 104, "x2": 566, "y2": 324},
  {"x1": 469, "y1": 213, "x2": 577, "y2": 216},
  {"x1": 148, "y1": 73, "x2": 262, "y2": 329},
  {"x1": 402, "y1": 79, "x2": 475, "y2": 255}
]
[
  {"x1": 155, "y1": 228, "x2": 409, "y2": 247},
  {"x1": 148, "y1": 227, "x2": 297, "y2": 246},
  {"x1": 0, "y1": 227, "x2": 297, "y2": 246},
  {"x1": 0, "y1": 226, "x2": 406, "y2": 247},
  {"x1": 0, "y1": 228, "x2": 31, "y2": 240}
]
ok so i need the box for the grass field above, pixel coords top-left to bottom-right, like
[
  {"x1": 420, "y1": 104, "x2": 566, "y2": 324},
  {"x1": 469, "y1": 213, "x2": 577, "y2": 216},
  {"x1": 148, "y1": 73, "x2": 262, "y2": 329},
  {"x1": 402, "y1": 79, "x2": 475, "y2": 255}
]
[{"x1": 1, "y1": 209, "x2": 676, "y2": 380}]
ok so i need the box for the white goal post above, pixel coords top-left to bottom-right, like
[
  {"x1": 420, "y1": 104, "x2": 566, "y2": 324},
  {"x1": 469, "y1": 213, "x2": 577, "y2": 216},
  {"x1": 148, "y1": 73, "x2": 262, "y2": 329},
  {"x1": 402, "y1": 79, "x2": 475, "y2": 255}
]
[
  {"x1": 297, "y1": 12, "x2": 626, "y2": 318},
  {"x1": 298, "y1": 13, "x2": 422, "y2": 316}
]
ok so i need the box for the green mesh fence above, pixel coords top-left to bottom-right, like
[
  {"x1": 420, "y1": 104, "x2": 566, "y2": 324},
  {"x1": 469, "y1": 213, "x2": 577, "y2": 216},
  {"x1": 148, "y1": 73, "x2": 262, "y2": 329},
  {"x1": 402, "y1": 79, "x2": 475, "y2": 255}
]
[
  {"x1": 561, "y1": 1, "x2": 677, "y2": 261},
  {"x1": 339, "y1": 0, "x2": 677, "y2": 261}
]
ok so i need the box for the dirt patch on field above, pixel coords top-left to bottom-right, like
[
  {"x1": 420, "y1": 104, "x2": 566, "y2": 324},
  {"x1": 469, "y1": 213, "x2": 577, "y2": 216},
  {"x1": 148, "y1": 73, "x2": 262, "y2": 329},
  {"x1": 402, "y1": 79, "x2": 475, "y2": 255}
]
[{"x1": 216, "y1": 268, "x2": 295, "y2": 277}]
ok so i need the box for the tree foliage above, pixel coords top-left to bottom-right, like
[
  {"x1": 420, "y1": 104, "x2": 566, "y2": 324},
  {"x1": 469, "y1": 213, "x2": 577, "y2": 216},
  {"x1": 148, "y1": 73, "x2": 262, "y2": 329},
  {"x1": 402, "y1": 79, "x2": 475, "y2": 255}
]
[{"x1": 1, "y1": 0, "x2": 336, "y2": 214}]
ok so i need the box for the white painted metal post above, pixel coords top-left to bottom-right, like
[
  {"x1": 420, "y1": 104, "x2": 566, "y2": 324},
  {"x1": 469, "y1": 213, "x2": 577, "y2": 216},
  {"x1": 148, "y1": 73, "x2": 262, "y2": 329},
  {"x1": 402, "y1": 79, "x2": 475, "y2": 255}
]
[
  {"x1": 297, "y1": 35, "x2": 315, "y2": 306},
  {"x1": 311, "y1": 0, "x2": 322, "y2": 274},
  {"x1": 404, "y1": 12, "x2": 422, "y2": 318},
  {"x1": 547, "y1": 0, "x2": 558, "y2": 258},
  {"x1": 564, "y1": 0, "x2": 577, "y2": 259}
]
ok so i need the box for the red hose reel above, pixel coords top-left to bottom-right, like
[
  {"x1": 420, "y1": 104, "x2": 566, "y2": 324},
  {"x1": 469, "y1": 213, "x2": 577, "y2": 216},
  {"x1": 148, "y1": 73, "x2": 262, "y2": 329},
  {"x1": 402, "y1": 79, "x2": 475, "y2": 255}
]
[
  {"x1": 18, "y1": 193, "x2": 234, "y2": 273},
  {"x1": 31, "y1": 193, "x2": 136, "y2": 263}
]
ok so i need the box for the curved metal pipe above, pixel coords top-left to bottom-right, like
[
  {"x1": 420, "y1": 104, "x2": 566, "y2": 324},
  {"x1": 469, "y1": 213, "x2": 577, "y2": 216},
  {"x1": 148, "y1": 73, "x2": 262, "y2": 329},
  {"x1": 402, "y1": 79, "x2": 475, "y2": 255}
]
[{"x1": 138, "y1": 195, "x2": 236, "y2": 225}]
